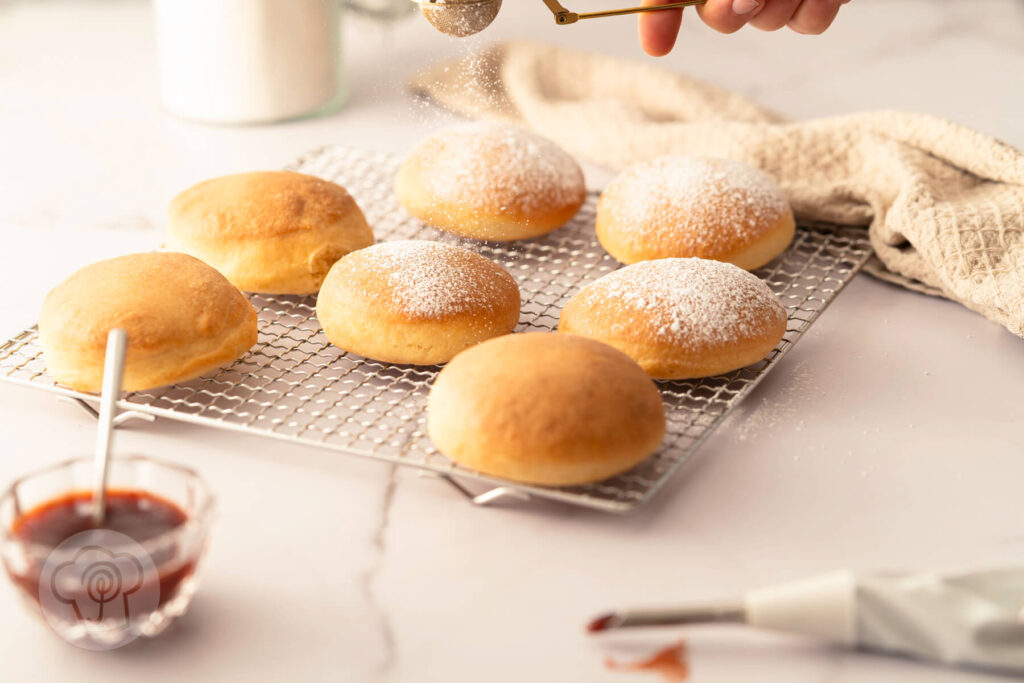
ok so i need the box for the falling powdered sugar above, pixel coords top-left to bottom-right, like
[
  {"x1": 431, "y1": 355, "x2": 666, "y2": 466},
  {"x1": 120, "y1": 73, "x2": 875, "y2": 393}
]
[{"x1": 579, "y1": 258, "x2": 787, "y2": 352}]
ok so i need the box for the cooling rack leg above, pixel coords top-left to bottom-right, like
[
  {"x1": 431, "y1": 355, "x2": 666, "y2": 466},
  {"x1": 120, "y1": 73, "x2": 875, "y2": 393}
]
[
  {"x1": 62, "y1": 397, "x2": 156, "y2": 427},
  {"x1": 435, "y1": 474, "x2": 532, "y2": 507}
]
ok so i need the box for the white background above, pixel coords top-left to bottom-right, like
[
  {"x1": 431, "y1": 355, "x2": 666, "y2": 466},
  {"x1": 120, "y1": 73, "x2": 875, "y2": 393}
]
[{"x1": 1, "y1": 1, "x2": 1023, "y2": 681}]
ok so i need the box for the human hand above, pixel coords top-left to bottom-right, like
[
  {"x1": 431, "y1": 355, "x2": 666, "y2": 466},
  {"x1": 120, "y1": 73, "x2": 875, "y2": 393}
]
[{"x1": 638, "y1": 0, "x2": 851, "y2": 57}]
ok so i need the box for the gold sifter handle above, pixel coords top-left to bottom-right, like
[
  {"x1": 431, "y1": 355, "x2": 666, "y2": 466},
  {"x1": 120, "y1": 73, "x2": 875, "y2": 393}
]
[{"x1": 541, "y1": 0, "x2": 708, "y2": 25}]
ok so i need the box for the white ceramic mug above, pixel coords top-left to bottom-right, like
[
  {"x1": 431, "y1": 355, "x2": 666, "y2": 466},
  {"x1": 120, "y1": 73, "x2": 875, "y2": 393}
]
[{"x1": 153, "y1": 0, "x2": 346, "y2": 124}]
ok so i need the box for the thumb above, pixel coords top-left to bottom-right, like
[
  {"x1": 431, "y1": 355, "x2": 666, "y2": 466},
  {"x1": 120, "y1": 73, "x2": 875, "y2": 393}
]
[{"x1": 697, "y1": 0, "x2": 765, "y2": 33}]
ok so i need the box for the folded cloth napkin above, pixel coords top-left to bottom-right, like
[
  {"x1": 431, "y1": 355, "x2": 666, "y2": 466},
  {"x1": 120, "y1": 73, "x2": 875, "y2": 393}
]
[{"x1": 409, "y1": 42, "x2": 1024, "y2": 338}]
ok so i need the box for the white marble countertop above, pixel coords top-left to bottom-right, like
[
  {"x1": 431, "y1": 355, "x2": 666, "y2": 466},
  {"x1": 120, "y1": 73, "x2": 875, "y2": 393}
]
[{"x1": 1, "y1": 1, "x2": 1023, "y2": 681}]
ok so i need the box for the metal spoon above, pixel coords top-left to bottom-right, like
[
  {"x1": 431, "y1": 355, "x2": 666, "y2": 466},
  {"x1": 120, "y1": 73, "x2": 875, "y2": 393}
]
[{"x1": 91, "y1": 328, "x2": 128, "y2": 526}]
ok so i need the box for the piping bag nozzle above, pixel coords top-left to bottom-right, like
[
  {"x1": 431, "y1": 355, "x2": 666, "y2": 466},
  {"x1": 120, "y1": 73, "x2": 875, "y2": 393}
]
[{"x1": 591, "y1": 567, "x2": 1024, "y2": 674}]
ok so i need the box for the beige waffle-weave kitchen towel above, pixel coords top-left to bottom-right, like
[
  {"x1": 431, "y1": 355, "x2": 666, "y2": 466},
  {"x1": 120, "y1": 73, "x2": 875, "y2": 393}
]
[{"x1": 409, "y1": 42, "x2": 1024, "y2": 338}]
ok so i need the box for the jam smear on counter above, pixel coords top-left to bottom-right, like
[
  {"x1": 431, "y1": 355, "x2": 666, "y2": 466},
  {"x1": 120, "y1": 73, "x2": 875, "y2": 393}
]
[{"x1": 605, "y1": 640, "x2": 689, "y2": 682}]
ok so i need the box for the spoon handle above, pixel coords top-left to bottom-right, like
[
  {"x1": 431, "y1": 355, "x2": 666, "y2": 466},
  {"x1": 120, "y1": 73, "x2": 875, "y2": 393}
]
[
  {"x1": 91, "y1": 328, "x2": 128, "y2": 526},
  {"x1": 576, "y1": 0, "x2": 707, "y2": 21}
]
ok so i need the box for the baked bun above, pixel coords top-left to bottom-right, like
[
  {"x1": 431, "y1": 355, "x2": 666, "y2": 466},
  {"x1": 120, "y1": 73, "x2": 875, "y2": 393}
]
[
  {"x1": 395, "y1": 123, "x2": 586, "y2": 241},
  {"x1": 316, "y1": 240, "x2": 520, "y2": 365},
  {"x1": 427, "y1": 333, "x2": 666, "y2": 486},
  {"x1": 39, "y1": 252, "x2": 258, "y2": 392},
  {"x1": 559, "y1": 258, "x2": 787, "y2": 380},
  {"x1": 167, "y1": 171, "x2": 374, "y2": 294},
  {"x1": 596, "y1": 156, "x2": 795, "y2": 269}
]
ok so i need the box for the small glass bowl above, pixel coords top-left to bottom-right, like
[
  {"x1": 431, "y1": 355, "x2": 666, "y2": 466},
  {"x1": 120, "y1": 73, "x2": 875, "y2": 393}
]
[{"x1": 0, "y1": 455, "x2": 215, "y2": 649}]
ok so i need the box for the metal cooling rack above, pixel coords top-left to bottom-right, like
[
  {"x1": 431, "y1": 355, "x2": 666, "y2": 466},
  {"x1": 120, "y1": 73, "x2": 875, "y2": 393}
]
[{"x1": 0, "y1": 147, "x2": 872, "y2": 513}]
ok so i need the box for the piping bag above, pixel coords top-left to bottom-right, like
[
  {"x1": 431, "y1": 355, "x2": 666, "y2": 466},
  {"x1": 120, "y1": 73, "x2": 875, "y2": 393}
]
[{"x1": 588, "y1": 568, "x2": 1024, "y2": 673}]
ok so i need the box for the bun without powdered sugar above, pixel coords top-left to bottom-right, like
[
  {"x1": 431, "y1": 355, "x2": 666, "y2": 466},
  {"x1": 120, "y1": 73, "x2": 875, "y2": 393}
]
[
  {"x1": 395, "y1": 123, "x2": 586, "y2": 241},
  {"x1": 38, "y1": 252, "x2": 258, "y2": 392},
  {"x1": 427, "y1": 333, "x2": 666, "y2": 486},
  {"x1": 316, "y1": 240, "x2": 521, "y2": 366},
  {"x1": 167, "y1": 171, "x2": 375, "y2": 295},
  {"x1": 559, "y1": 258, "x2": 787, "y2": 380},
  {"x1": 597, "y1": 156, "x2": 795, "y2": 269}
]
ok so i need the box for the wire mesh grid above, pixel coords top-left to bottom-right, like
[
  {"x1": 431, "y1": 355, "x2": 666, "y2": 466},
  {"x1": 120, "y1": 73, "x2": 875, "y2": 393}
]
[{"x1": 0, "y1": 146, "x2": 872, "y2": 513}]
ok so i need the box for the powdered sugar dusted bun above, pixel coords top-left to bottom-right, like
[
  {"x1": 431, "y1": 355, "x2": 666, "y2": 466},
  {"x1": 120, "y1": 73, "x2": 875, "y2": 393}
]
[
  {"x1": 428, "y1": 333, "x2": 666, "y2": 486},
  {"x1": 559, "y1": 258, "x2": 787, "y2": 380},
  {"x1": 597, "y1": 156, "x2": 795, "y2": 269},
  {"x1": 395, "y1": 123, "x2": 586, "y2": 241},
  {"x1": 316, "y1": 240, "x2": 520, "y2": 365}
]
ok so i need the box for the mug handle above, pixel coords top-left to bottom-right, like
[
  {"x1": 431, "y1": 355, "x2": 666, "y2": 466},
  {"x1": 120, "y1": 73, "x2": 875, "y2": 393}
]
[{"x1": 344, "y1": 0, "x2": 417, "y2": 21}]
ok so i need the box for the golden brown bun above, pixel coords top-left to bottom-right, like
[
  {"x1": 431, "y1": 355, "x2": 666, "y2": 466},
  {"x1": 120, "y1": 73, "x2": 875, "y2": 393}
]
[
  {"x1": 559, "y1": 258, "x2": 787, "y2": 380},
  {"x1": 596, "y1": 156, "x2": 795, "y2": 269},
  {"x1": 167, "y1": 171, "x2": 375, "y2": 294},
  {"x1": 38, "y1": 252, "x2": 258, "y2": 392},
  {"x1": 316, "y1": 241, "x2": 521, "y2": 365},
  {"x1": 395, "y1": 123, "x2": 586, "y2": 241},
  {"x1": 427, "y1": 333, "x2": 666, "y2": 486}
]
